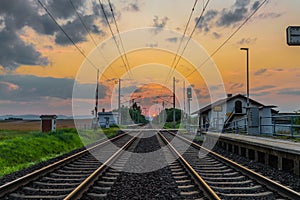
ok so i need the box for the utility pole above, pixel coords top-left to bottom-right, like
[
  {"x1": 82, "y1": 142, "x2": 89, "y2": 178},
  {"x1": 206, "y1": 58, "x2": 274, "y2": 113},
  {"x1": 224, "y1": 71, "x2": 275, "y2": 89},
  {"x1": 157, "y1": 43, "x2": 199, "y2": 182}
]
[
  {"x1": 183, "y1": 81, "x2": 186, "y2": 114},
  {"x1": 183, "y1": 81, "x2": 186, "y2": 129},
  {"x1": 118, "y1": 79, "x2": 121, "y2": 125},
  {"x1": 241, "y1": 47, "x2": 250, "y2": 134},
  {"x1": 173, "y1": 77, "x2": 176, "y2": 129},
  {"x1": 94, "y1": 69, "x2": 99, "y2": 130},
  {"x1": 187, "y1": 87, "x2": 192, "y2": 132},
  {"x1": 162, "y1": 101, "x2": 165, "y2": 123},
  {"x1": 240, "y1": 48, "x2": 249, "y2": 108}
]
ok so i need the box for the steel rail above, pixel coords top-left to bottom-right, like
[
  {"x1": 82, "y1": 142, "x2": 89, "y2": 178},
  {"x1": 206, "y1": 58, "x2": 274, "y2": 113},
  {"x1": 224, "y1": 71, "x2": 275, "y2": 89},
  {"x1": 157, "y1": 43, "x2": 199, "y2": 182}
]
[
  {"x1": 64, "y1": 131, "x2": 142, "y2": 199},
  {"x1": 0, "y1": 132, "x2": 128, "y2": 197},
  {"x1": 158, "y1": 132, "x2": 221, "y2": 200},
  {"x1": 164, "y1": 130, "x2": 300, "y2": 200}
]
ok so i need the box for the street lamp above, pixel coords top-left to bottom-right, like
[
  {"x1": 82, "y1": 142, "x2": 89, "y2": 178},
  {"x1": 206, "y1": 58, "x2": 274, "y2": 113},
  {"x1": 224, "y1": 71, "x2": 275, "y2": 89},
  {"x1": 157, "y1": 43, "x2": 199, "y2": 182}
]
[{"x1": 240, "y1": 48, "x2": 249, "y2": 108}]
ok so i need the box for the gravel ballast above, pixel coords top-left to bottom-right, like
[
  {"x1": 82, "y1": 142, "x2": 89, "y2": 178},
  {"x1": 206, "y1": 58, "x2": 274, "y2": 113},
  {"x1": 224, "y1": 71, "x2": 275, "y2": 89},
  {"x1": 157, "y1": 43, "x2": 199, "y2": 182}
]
[
  {"x1": 106, "y1": 133, "x2": 182, "y2": 199},
  {"x1": 190, "y1": 134, "x2": 300, "y2": 194},
  {"x1": 214, "y1": 146, "x2": 300, "y2": 193}
]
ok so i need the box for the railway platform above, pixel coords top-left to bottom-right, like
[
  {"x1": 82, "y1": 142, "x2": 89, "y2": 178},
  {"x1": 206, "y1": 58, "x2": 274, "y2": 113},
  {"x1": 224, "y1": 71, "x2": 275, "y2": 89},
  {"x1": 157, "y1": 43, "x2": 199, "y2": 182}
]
[{"x1": 203, "y1": 132, "x2": 300, "y2": 176}]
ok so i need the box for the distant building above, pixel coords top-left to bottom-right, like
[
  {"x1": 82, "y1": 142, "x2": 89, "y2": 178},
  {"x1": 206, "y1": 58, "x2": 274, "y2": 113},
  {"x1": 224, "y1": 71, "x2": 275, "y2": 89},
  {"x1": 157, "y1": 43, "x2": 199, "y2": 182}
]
[
  {"x1": 98, "y1": 109, "x2": 118, "y2": 128},
  {"x1": 193, "y1": 94, "x2": 278, "y2": 134},
  {"x1": 40, "y1": 115, "x2": 57, "y2": 132}
]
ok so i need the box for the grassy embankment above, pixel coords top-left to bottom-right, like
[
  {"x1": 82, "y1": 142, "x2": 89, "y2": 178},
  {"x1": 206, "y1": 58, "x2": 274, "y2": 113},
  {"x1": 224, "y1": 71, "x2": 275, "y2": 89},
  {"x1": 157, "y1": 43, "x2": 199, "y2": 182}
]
[
  {"x1": 0, "y1": 127, "x2": 120, "y2": 178},
  {"x1": 163, "y1": 122, "x2": 181, "y2": 129}
]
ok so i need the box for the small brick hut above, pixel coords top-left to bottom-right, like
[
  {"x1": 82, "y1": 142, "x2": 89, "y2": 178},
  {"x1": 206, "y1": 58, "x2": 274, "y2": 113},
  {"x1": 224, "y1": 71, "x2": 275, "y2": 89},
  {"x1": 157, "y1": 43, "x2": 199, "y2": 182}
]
[{"x1": 40, "y1": 115, "x2": 57, "y2": 132}]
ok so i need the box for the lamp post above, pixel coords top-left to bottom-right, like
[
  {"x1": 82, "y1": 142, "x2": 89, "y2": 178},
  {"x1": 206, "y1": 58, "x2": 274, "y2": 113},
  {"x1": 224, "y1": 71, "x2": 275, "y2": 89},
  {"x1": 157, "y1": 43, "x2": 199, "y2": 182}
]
[
  {"x1": 241, "y1": 47, "x2": 250, "y2": 134},
  {"x1": 240, "y1": 48, "x2": 249, "y2": 108}
]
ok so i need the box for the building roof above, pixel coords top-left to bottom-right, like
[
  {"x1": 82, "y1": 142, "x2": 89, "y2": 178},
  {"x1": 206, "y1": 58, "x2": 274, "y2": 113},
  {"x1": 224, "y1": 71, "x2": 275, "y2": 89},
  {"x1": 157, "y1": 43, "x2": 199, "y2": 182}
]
[{"x1": 192, "y1": 94, "x2": 267, "y2": 115}]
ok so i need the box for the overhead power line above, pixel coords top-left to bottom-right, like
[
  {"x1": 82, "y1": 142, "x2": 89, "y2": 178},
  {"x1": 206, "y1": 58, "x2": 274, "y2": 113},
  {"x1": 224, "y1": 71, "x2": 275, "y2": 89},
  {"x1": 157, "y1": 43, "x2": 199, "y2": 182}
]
[
  {"x1": 166, "y1": 0, "x2": 199, "y2": 79},
  {"x1": 68, "y1": 0, "x2": 119, "y2": 77},
  {"x1": 37, "y1": 0, "x2": 109, "y2": 79},
  {"x1": 165, "y1": 0, "x2": 211, "y2": 83},
  {"x1": 185, "y1": 0, "x2": 268, "y2": 78},
  {"x1": 98, "y1": 0, "x2": 133, "y2": 79},
  {"x1": 107, "y1": 0, "x2": 133, "y2": 78}
]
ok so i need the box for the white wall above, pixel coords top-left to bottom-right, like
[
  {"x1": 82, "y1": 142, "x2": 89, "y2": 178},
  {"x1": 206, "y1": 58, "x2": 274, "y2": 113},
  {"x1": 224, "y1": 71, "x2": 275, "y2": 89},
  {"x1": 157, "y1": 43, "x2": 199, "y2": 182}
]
[
  {"x1": 260, "y1": 107, "x2": 273, "y2": 135},
  {"x1": 51, "y1": 119, "x2": 56, "y2": 131},
  {"x1": 98, "y1": 113, "x2": 118, "y2": 127}
]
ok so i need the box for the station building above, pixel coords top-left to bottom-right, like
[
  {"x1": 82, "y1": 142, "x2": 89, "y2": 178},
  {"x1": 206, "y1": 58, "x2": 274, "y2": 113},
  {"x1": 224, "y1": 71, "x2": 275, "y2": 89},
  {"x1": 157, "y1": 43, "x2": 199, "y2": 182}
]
[
  {"x1": 193, "y1": 94, "x2": 278, "y2": 134},
  {"x1": 98, "y1": 109, "x2": 118, "y2": 128}
]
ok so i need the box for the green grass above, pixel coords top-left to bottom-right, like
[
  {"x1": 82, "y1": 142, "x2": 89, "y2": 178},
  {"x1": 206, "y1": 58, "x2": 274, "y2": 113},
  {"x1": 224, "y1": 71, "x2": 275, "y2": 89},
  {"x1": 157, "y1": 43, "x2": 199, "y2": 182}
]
[
  {"x1": 79, "y1": 127, "x2": 121, "y2": 144},
  {"x1": 192, "y1": 135, "x2": 204, "y2": 142},
  {"x1": 163, "y1": 122, "x2": 182, "y2": 129},
  {"x1": 0, "y1": 127, "x2": 120, "y2": 178},
  {"x1": 0, "y1": 130, "x2": 32, "y2": 140}
]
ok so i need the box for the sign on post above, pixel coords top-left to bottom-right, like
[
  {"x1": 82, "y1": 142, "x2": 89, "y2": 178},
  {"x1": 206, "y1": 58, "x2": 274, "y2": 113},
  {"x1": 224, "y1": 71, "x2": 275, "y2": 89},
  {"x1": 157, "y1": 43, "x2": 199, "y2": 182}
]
[{"x1": 287, "y1": 26, "x2": 300, "y2": 46}]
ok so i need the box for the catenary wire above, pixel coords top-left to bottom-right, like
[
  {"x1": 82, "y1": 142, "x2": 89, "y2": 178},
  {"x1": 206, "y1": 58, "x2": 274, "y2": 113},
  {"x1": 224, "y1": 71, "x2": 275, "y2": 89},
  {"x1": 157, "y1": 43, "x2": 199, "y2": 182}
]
[
  {"x1": 68, "y1": 0, "x2": 119, "y2": 77},
  {"x1": 185, "y1": 0, "x2": 268, "y2": 78},
  {"x1": 98, "y1": 0, "x2": 132, "y2": 79},
  {"x1": 107, "y1": 0, "x2": 133, "y2": 78},
  {"x1": 165, "y1": 0, "x2": 211, "y2": 83},
  {"x1": 37, "y1": 0, "x2": 109, "y2": 80},
  {"x1": 165, "y1": 0, "x2": 199, "y2": 81}
]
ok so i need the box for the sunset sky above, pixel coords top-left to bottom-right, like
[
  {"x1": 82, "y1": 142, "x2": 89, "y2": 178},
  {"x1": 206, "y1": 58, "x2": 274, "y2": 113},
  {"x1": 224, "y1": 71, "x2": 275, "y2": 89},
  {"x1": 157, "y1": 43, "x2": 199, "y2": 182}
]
[{"x1": 0, "y1": 0, "x2": 300, "y2": 117}]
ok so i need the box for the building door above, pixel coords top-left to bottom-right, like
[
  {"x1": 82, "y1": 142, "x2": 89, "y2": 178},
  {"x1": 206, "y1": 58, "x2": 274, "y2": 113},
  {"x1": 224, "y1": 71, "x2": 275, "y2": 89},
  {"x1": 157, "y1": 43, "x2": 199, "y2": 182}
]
[{"x1": 105, "y1": 117, "x2": 110, "y2": 128}]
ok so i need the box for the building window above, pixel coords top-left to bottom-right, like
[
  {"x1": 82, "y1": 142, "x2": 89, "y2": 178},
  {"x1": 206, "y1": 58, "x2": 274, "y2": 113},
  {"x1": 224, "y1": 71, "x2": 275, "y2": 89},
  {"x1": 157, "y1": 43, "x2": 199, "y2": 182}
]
[{"x1": 235, "y1": 100, "x2": 242, "y2": 113}]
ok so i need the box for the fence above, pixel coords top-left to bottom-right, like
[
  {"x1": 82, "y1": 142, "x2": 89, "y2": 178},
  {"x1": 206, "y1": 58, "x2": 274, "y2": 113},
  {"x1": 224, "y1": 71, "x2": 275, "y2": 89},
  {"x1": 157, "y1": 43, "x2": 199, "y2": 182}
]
[
  {"x1": 222, "y1": 117, "x2": 248, "y2": 134},
  {"x1": 260, "y1": 115, "x2": 300, "y2": 138},
  {"x1": 223, "y1": 115, "x2": 300, "y2": 138}
]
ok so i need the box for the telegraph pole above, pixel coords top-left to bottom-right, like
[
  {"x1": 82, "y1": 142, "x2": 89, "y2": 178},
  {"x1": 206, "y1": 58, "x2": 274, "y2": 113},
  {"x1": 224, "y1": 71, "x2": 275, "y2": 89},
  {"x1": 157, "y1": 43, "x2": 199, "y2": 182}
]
[
  {"x1": 187, "y1": 87, "x2": 192, "y2": 131},
  {"x1": 118, "y1": 79, "x2": 121, "y2": 125},
  {"x1": 183, "y1": 81, "x2": 186, "y2": 128},
  {"x1": 94, "y1": 69, "x2": 99, "y2": 130},
  {"x1": 173, "y1": 77, "x2": 176, "y2": 128},
  {"x1": 241, "y1": 48, "x2": 250, "y2": 134},
  {"x1": 183, "y1": 81, "x2": 186, "y2": 114},
  {"x1": 240, "y1": 48, "x2": 249, "y2": 107}
]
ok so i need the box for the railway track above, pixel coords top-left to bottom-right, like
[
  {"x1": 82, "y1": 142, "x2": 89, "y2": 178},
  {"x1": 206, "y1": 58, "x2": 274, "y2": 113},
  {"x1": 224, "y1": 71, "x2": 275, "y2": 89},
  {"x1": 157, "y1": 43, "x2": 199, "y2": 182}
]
[
  {"x1": 2, "y1": 128, "x2": 299, "y2": 199},
  {"x1": 0, "y1": 129, "x2": 219, "y2": 199},
  {"x1": 80, "y1": 130, "x2": 216, "y2": 199},
  {"x1": 161, "y1": 130, "x2": 300, "y2": 200},
  {"x1": 0, "y1": 132, "x2": 138, "y2": 199},
  {"x1": 157, "y1": 131, "x2": 218, "y2": 200}
]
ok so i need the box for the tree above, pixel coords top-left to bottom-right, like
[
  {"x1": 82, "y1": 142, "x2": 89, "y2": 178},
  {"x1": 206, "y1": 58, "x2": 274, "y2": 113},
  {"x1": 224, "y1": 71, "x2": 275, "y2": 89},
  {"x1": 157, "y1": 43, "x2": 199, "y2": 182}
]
[
  {"x1": 294, "y1": 110, "x2": 300, "y2": 125},
  {"x1": 113, "y1": 106, "x2": 148, "y2": 125},
  {"x1": 165, "y1": 108, "x2": 182, "y2": 122}
]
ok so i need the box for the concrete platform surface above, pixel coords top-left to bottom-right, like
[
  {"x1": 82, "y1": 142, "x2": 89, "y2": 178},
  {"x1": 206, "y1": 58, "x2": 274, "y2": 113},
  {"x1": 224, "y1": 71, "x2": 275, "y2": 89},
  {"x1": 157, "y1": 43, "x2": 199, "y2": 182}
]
[{"x1": 205, "y1": 132, "x2": 300, "y2": 156}]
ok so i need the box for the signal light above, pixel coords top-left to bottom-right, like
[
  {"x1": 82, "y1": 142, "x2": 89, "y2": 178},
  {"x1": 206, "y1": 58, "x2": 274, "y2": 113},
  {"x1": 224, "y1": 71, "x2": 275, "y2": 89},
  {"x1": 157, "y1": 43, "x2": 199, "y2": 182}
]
[{"x1": 187, "y1": 87, "x2": 192, "y2": 99}]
